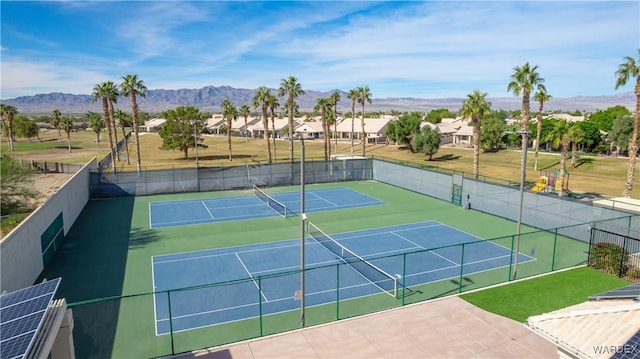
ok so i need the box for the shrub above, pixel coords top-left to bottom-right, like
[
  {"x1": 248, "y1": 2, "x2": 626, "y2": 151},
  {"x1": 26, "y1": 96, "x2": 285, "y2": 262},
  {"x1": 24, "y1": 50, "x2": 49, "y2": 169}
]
[{"x1": 589, "y1": 242, "x2": 629, "y2": 276}]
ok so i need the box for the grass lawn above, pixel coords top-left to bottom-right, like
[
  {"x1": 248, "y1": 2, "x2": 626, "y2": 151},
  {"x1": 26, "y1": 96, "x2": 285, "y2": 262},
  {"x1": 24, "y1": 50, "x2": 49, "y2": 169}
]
[{"x1": 460, "y1": 267, "x2": 631, "y2": 322}]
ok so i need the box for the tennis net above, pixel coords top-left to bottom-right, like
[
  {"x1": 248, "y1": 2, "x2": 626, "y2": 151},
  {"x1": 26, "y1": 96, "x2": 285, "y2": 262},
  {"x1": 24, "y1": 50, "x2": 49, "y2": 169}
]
[
  {"x1": 307, "y1": 221, "x2": 398, "y2": 298},
  {"x1": 253, "y1": 185, "x2": 288, "y2": 218}
]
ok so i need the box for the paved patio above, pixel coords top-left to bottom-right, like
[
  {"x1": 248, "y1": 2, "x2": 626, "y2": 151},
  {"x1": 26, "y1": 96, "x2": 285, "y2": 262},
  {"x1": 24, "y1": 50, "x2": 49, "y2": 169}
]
[{"x1": 175, "y1": 296, "x2": 557, "y2": 358}]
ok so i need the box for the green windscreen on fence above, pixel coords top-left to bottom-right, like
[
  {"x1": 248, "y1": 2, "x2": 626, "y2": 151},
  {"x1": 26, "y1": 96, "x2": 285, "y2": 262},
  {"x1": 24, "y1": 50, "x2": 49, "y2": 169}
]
[{"x1": 41, "y1": 212, "x2": 64, "y2": 266}]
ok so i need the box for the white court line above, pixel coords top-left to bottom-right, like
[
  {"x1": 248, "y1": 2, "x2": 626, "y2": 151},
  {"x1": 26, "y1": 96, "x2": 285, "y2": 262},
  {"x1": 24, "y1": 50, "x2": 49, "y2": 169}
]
[
  {"x1": 309, "y1": 191, "x2": 339, "y2": 207},
  {"x1": 235, "y1": 253, "x2": 269, "y2": 302},
  {"x1": 151, "y1": 257, "x2": 159, "y2": 336},
  {"x1": 202, "y1": 201, "x2": 214, "y2": 219},
  {"x1": 390, "y1": 231, "x2": 459, "y2": 266}
]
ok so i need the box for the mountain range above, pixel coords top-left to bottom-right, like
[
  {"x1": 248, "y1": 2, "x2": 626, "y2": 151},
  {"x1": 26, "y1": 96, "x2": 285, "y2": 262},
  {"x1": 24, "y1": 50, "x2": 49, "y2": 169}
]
[{"x1": 1, "y1": 86, "x2": 635, "y2": 115}]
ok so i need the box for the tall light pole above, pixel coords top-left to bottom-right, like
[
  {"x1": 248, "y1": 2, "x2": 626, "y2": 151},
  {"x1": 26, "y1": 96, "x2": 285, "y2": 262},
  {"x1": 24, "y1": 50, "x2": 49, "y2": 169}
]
[
  {"x1": 300, "y1": 138, "x2": 306, "y2": 327},
  {"x1": 512, "y1": 130, "x2": 530, "y2": 280}
]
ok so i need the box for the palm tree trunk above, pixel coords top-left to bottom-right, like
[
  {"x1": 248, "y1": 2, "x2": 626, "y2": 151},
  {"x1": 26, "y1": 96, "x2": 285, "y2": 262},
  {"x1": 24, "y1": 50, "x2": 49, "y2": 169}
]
[
  {"x1": 623, "y1": 82, "x2": 639, "y2": 198},
  {"x1": 67, "y1": 132, "x2": 72, "y2": 153},
  {"x1": 534, "y1": 103, "x2": 543, "y2": 171},
  {"x1": 244, "y1": 116, "x2": 248, "y2": 143},
  {"x1": 271, "y1": 115, "x2": 276, "y2": 160},
  {"x1": 7, "y1": 119, "x2": 14, "y2": 151},
  {"x1": 288, "y1": 97, "x2": 294, "y2": 163},
  {"x1": 521, "y1": 92, "x2": 531, "y2": 182},
  {"x1": 473, "y1": 118, "x2": 480, "y2": 180},
  {"x1": 109, "y1": 100, "x2": 119, "y2": 161},
  {"x1": 228, "y1": 117, "x2": 233, "y2": 161},
  {"x1": 56, "y1": 128, "x2": 61, "y2": 143},
  {"x1": 103, "y1": 98, "x2": 116, "y2": 173},
  {"x1": 131, "y1": 94, "x2": 142, "y2": 173},
  {"x1": 263, "y1": 109, "x2": 272, "y2": 163},
  {"x1": 558, "y1": 135, "x2": 568, "y2": 197},
  {"x1": 361, "y1": 104, "x2": 366, "y2": 157},
  {"x1": 571, "y1": 142, "x2": 578, "y2": 167},
  {"x1": 334, "y1": 116, "x2": 338, "y2": 153},
  {"x1": 120, "y1": 124, "x2": 130, "y2": 165},
  {"x1": 351, "y1": 102, "x2": 355, "y2": 154}
]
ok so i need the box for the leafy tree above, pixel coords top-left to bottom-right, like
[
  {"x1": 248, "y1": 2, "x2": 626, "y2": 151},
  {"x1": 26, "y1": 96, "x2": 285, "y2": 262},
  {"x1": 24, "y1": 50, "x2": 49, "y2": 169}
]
[
  {"x1": 545, "y1": 120, "x2": 570, "y2": 196},
  {"x1": 60, "y1": 117, "x2": 74, "y2": 153},
  {"x1": 278, "y1": 75, "x2": 305, "y2": 163},
  {"x1": 575, "y1": 120, "x2": 602, "y2": 151},
  {"x1": 252, "y1": 86, "x2": 272, "y2": 163},
  {"x1": 86, "y1": 111, "x2": 104, "y2": 144},
  {"x1": 0, "y1": 104, "x2": 17, "y2": 151},
  {"x1": 347, "y1": 88, "x2": 359, "y2": 154},
  {"x1": 533, "y1": 87, "x2": 551, "y2": 171},
  {"x1": 425, "y1": 108, "x2": 456, "y2": 123},
  {"x1": 357, "y1": 86, "x2": 373, "y2": 156},
  {"x1": 52, "y1": 109, "x2": 62, "y2": 143},
  {"x1": 389, "y1": 112, "x2": 422, "y2": 149},
  {"x1": 413, "y1": 126, "x2": 441, "y2": 160},
  {"x1": 1, "y1": 155, "x2": 36, "y2": 215},
  {"x1": 238, "y1": 104, "x2": 251, "y2": 142},
  {"x1": 120, "y1": 74, "x2": 147, "y2": 173},
  {"x1": 461, "y1": 89, "x2": 491, "y2": 179},
  {"x1": 480, "y1": 117, "x2": 506, "y2": 151},
  {"x1": 567, "y1": 123, "x2": 585, "y2": 167},
  {"x1": 588, "y1": 105, "x2": 631, "y2": 131},
  {"x1": 614, "y1": 48, "x2": 640, "y2": 198},
  {"x1": 13, "y1": 115, "x2": 41, "y2": 142},
  {"x1": 159, "y1": 106, "x2": 206, "y2": 159},
  {"x1": 609, "y1": 114, "x2": 634, "y2": 153}
]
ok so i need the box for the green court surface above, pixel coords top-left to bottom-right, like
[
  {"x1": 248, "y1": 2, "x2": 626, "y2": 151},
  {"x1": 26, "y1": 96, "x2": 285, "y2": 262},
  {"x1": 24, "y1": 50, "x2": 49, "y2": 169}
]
[{"x1": 40, "y1": 180, "x2": 589, "y2": 358}]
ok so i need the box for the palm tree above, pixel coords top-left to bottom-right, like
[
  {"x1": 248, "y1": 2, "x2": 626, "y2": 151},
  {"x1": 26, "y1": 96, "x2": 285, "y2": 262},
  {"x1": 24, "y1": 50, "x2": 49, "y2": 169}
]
[
  {"x1": 91, "y1": 82, "x2": 117, "y2": 173},
  {"x1": 0, "y1": 104, "x2": 17, "y2": 151},
  {"x1": 86, "y1": 111, "x2": 104, "y2": 144},
  {"x1": 114, "y1": 109, "x2": 131, "y2": 164},
  {"x1": 252, "y1": 86, "x2": 272, "y2": 163},
  {"x1": 104, "y1": 81, "x2": 120, "y2": 161},
  {"x1": 278, "y1": 76, "x2": 305, "y2": 163},
  {"x1": 533, "y1": 88, "x2": 551, "y2": 171},
  {"x1": 238, "y1": 104, "x2": 251, "y2": 142},
  {"x1": 357, "y1": 86, "x2": 372, "y2": 157},
  {"x1": 268, "y1": 93, "x2": 279, "y2": 160},
  {"x1": 461, "y1": 89, "x2": 491, "y2": 180},
  {"x1": 567, "y1": 123, "x2": 585, "y2": 168},
  {"x1": 544, "y1": 120, "x2": 570, "y2": 196},
  {"x1": 52, "y1": 109, "x2": 62, "y2": 143},
  {"x1": 614, "y1": 49, "x2": 640, "y2": 198},
  {"x1": 508, "y1": 62, "x2": 544, "y2": 182},
  {"x1": 221, "y1": 99, "x2": 237, "y2": 161},
  {"x1": 330, "y1": 91, "x2": 341, "y2": 153},
  {"x1": 314, "y1": 97, "x2": 333, "y2": 160},
  {"x1": 120, "y1": 74, "x2": 147, "y2": 173},
  {"x1": 347, "y1": 88, "x2": 358, "y2": 154},
  {"x1": 60, "y1": 117, "x2": 74, "y2": 154}
]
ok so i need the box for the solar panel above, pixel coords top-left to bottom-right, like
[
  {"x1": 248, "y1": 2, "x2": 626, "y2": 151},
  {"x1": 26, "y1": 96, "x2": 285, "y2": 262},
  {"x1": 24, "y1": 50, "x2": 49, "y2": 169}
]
[
  {"x1": 0, "y1": 278, "x2": 61, "y2": 359},
  {"x1": 589, "y1": 283, "x2": 640, "y2": 301}
]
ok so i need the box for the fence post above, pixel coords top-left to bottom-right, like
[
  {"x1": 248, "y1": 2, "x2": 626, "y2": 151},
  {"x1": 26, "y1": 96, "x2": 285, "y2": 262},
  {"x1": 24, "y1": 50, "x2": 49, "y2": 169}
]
[
  {"x1": 619, "y1": 235, "x2": 628, "y2": 278},
  {"x1": 508, "y1": 235, "x2": 515, "y2": 281},
  {"x1": 336, "y1": 264, "x2": 340, "y2": 320},
  {"x1": 258, "y1": 276, "x2": 263, "y2": 337},
  {"x1": 551, "y1": 228, "x2": 558, "y2": 271},
  {"x1": 167, "y1": 291, "x2": 175, "y2": 355},
  {"x1": 586, "y1": 227, "x2": 594, "y2": 267},
  {"x1": 401, "y1": 253, "x2": 407, "y2": 306},
  {"x1": 458, "y1": 243, "x2": 465, "y2": 293}
]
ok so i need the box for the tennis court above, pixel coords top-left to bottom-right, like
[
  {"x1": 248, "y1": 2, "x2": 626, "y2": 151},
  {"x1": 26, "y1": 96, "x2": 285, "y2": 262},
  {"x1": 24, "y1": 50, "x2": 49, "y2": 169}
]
[
  {"x1": 152, "y1": 220, "x2": 535, "y2": 334},
  {"x1": 149, "y1": 187, "x2": 385, "y2": 228}
]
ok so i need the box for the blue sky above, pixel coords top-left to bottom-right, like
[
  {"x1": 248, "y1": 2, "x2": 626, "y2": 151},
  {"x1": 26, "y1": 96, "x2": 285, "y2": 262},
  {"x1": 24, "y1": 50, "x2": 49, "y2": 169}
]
[{"x1": 1, "y1": 1, "x2": 638, "y2": 100}]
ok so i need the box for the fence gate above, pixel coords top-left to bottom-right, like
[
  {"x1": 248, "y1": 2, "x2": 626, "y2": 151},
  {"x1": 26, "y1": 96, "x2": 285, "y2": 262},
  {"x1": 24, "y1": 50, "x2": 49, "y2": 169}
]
[{"x1": 587, "y1": 227, "x2": 640, "y2": 283}]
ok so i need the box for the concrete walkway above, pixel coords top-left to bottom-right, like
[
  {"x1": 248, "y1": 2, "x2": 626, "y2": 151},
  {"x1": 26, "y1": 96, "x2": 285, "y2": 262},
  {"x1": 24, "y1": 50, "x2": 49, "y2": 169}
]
[{"x1": 175, "y1": 296, "x2": 557, "y2": 358}]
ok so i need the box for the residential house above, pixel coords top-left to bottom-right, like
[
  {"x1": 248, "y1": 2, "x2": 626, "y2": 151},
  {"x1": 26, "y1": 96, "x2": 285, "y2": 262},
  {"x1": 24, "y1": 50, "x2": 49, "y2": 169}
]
[{"x1": 143, "y1": 118, "x2": 167, "y2": 132}]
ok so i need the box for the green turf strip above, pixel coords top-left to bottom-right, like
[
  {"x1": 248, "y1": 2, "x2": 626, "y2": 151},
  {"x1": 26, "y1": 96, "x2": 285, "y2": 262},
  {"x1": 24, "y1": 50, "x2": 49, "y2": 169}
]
[{"x1": 460, "y1": 267, "x2": 631, "y2": 323}]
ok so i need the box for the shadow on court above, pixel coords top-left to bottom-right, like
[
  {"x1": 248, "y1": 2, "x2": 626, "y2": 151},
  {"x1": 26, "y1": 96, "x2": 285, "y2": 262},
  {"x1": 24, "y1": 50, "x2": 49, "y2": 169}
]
[{"x1": 38, "y1": 196, "x2": 135, "y2": 359}]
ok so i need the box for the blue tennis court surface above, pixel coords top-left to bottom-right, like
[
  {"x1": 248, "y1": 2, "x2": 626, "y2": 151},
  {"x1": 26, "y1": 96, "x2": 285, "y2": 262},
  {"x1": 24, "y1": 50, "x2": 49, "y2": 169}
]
[
  {"x1": 152, "y1": 221, "x2": 535, "y2": 334},
  {"x1": 149, "y1": 187, "x2": 385, "y2": 228}
]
